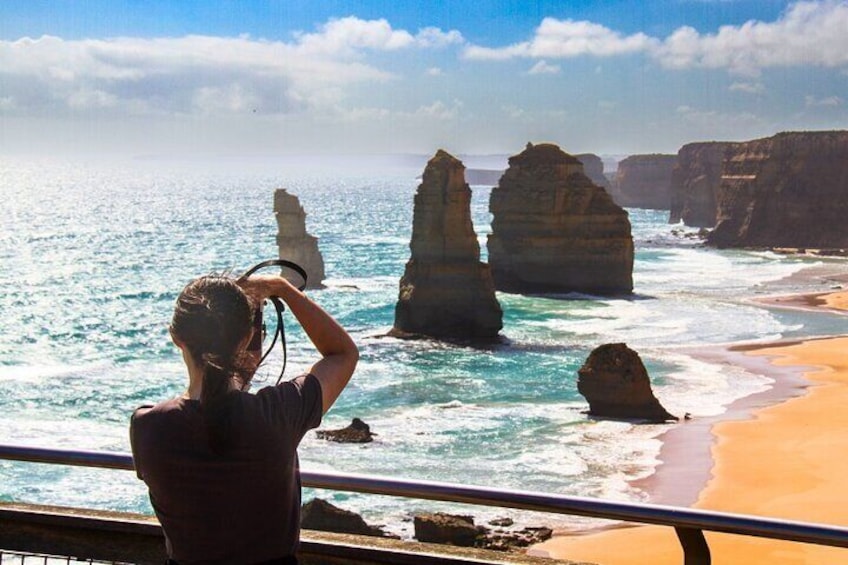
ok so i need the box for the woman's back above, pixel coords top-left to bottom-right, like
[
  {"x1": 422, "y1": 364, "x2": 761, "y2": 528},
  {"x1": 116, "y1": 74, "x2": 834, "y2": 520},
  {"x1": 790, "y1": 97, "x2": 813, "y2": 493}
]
[{"x1": 131, "y1": 374, "x2": 323, "y2": 564}]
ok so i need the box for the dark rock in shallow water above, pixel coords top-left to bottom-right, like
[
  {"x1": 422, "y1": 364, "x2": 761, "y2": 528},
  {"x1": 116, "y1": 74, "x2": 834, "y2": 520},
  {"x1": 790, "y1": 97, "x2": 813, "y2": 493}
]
[
  {"x1": 414, "y1": 512, "x2": 553, "y2": 552},
  {"x1": 315, "y1": 417, "x2": 375, "y2": 443},
  {"x1": 301, "y1": 498, "x2": 389, "y2": 537},
  {"x1": 577, "y1": 343, "x2": 677, "y2": 423},
  {"x1": 414, "y1": 512, "x2": 487, "y2": 547}
]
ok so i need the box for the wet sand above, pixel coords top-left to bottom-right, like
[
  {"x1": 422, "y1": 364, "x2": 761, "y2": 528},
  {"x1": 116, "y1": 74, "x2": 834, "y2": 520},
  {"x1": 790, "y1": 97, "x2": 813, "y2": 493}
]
[{"x1": 531, "y1": 292, "x2": 848, "y2": 564}]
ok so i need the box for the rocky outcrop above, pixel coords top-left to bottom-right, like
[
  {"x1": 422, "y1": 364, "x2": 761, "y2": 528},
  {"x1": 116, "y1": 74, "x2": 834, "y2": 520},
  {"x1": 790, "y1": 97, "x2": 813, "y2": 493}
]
[
  {"x1": 577, "y1": 343, "x2": 676, "y2": 423},
  {"x1": 488, "y1": 143, "x2": 634, "y2": 295},
  {"x1": 315, "y1": 418, "x2": 375, "y2": 443},
  {"x1": 707, "y1": 131, "x2": 848, "y2": 249},
  {"x1": 669, "y1": 142, "x2": 737, "y2": 227},
  {"x1": 575, "y1": 153, "x2": 612, "y2": 193},
  {"x1": 301, "y1": 498, "x2": 388, "y2": 537},
  {"x1": 413, "y1": 513, "x2": 553, "y2": 551},
  {"x1": 390, "y1": 150, "x2": 503, "y2": 340},
  {"x1": 274, "y1": 189, "x2": 325, "y2": 289},
  {"x1": 611, "y1": 154, "x2": 676, "y2": 209}
]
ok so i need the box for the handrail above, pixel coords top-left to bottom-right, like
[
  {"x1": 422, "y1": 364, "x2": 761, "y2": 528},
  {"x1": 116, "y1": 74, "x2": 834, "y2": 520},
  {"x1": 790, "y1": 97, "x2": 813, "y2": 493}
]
[{"x1": 2, "y1": 444, "x2": 848, "y2": 564}]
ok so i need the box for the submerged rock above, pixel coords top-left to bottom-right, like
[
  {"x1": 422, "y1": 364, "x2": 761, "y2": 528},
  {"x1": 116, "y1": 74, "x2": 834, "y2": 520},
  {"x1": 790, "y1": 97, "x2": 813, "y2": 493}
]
[
  {"x1": 274, "y1": 189, "x2": 325, "y2": 289},
  {"x1": 577, "y1": 343, "x2": 677, "y2": 423},
  {"x1": 488, "y1": 142, "x2": 634, "y2": 295},
  {"x1": 390, "y1": 150, "x2": 503, "y2": 341}
]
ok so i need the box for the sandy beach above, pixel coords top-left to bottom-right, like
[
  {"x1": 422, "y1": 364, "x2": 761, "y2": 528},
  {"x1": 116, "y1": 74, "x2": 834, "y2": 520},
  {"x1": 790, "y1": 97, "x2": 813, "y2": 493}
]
[{"x1": 532, "y1": 291, "x2": 848, "y2": 564}]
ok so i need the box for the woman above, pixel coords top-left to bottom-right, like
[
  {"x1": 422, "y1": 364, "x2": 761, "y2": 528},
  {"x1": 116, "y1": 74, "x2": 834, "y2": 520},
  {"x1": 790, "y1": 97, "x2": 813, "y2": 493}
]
[{"x1": 130, "y1": 273, "x2": 358, "y2": 564}]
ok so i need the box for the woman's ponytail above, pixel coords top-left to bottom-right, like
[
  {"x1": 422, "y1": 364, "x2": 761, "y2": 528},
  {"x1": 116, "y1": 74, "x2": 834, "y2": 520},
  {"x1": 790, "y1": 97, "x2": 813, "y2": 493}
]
[{"x1": 170, "y1": 276, "x2": 255, "y2": 454}]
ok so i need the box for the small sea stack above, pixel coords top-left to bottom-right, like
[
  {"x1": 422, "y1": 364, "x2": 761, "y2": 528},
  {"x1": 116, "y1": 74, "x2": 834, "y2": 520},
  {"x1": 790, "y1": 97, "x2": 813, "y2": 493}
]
[
  {"x1": 488, "y1": 142, "x2": 634, "y2": 295},
  {"x1": 274, "y1": 189, "x2": 325, "y2": 289},
  {"x1": 577, "y1": 343, "x2": 677, "y2": 423},
  {"x1": 390, "y1": 150, "x2": 503, "y2": 341}
]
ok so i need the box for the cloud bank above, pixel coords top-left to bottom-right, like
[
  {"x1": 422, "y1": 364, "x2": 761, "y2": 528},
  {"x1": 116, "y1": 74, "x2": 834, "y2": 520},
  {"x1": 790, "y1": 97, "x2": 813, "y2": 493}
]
[{"x1": 463, "y1": 0, "x2": 848, "y2": 75}]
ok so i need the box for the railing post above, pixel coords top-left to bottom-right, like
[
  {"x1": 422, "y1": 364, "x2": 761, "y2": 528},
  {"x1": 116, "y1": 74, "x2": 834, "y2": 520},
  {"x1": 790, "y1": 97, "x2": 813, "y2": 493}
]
[{"x1": 675, "y1": 526, "x2": 710, "y2": 565}]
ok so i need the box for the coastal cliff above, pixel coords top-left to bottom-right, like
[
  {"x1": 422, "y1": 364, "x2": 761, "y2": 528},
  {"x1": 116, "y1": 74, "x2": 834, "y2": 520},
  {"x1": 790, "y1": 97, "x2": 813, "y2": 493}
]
[
  {"x1": 488, "y1": 143, "x2": 634, "y2": 295},
  {"x1": 707, "y1": 131, "x2": 848, "y2": 249},
  {"x1": 669, "y1": 142, "x2": 737, "y2": 227},
  {"x1": 391, "y1": 150, "x2": 503, "y2": 340},
  {"x1": 274, "y1": 189, "x2": 325, "y2": 289}
]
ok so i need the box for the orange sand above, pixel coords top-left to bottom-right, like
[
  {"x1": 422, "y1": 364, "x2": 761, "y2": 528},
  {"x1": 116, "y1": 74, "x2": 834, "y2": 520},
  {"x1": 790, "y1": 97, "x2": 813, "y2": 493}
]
[
  {"x1": 823, "y1": 290, "x2": 848, "y2": 312},
  {"x1": 533, "y1": 336, "x2": 848, "y2": 564}
]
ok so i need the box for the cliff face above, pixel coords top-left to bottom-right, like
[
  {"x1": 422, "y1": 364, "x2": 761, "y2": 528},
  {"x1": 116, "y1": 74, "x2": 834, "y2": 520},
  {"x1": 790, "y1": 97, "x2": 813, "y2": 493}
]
[
  {"x1": 669, "y1": 142, "x2": 737, "y2": 227},
  {"x1": 611, "y1": 154, "x2": 676, "y2": 210},
  {"x1": 391, "y1": 150, "x2": 503, "y2": 340},
  {"x1": 274, "y1": 189, "x2": 325, "y2": 289},
  {"x1": 488, "y1": 143, "x2": 634, "y2": 295},
  {"x1": 575, "y1": 153, "x2": 611, "y2": 193},
  {"x1": 707, "y1": 131, "x2": 848, "y2": 249}
]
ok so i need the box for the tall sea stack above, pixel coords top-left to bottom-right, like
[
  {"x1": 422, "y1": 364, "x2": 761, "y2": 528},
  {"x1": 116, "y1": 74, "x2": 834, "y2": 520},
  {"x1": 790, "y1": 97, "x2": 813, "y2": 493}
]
[
  {"x1": 390, "y1": 150, "x2": 503, "y2": 341},
  {"x1": 707, "y1": 131, "x2": 848, "y2": 249},
  {"x1": 488, "y1": 143, "x2": 634, "y2": 295},
  {"x1": 274, "y1": 189, "x2": 325, "y2": 289}
]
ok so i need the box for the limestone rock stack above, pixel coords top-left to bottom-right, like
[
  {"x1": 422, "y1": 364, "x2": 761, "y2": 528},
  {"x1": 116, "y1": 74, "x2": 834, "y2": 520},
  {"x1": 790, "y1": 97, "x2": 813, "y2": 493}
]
[
  {"x1": 390, "y1": 150, "x2": 503, "y2": 340},
  {"x1": 669, "y1": 142, "x2": 737, "y2": 227},
  {"x1": 707, "y1": 131, "x2": 848, "y2": 249},
  {"x1": 274, "y1": 189, "x2": 325, "y2": 289},
  {"x1": 488, "y1": 143, "x2": 634, "y2": 295},
  {"x1": 577, "y1": 343, "x2": 677, "y2": 423},
  {"x1": 611, "y1": 154, "x2": 676, "y2": 210}
]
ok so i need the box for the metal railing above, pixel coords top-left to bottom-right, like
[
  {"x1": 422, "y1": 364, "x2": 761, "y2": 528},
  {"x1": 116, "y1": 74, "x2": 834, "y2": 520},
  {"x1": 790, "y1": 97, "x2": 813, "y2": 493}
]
[{"x1": 2, "y1": 444, "x2": 848, "y2": 565}]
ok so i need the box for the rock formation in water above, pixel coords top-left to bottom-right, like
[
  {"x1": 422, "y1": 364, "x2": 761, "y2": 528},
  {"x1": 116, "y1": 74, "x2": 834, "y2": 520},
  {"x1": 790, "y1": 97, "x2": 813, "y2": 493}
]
[
  {"x1": 315, "y1": 418, "x2": 375, "y2": 443},
  {"x1": 577, "y1": 343, "x2": 677, "y2": 423},
  {"x1": 274, "y1": 189, "x2": 325, "y2": 289},
  {"x1": 707, "y1": 131, "x2": 848, "y2": 249},
  {"x1": 610, "y1": 154, "x2": 676, "y2": 210},
  {"x1": 390, "y1": 150, "x2": 503, "y2": 341},
  {"x1": 669, "y1": 142, "x2": 737, "y2": 227},
  {"x1": 487, "y1": 143, "x2": 634, "y2": 295},
  {"x1": 575, "y1": 153, "x2": 612, "y2": 193}
]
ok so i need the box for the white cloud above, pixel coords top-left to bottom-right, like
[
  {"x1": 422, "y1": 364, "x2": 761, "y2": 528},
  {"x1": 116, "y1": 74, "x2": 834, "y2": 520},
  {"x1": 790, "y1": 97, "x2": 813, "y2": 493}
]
[
  {"x1": 464, "y1": 17, "x2": 656, "y2": 60},
  {"x1": 729, "y1": 81, "x2": 765, "y2": 94},
  {"x1": 463, "y1": 1, "x2": 848, "y2": 76},
  {"x1": 805, "y1": 94, "x2": 843, "y2": 106},
  {"x1": 426, "y1": 67, "x2": 443, "y2": 76},
  {"x1": 653, "y1": 0, "x2": 848, "y2": 74},
  {"x1": 528, "y1": 60, "x2": 560, "y2": 75},
  {"x1": 0, "y1": 17, "x2": 463, "y2": 119}
]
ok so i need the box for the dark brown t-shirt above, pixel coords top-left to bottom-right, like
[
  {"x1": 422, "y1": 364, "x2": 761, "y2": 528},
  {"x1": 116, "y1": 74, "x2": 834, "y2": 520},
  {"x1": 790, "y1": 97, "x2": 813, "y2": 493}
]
[{"x1": 130, "y1": 374, "x2": 323, "y2": 564}]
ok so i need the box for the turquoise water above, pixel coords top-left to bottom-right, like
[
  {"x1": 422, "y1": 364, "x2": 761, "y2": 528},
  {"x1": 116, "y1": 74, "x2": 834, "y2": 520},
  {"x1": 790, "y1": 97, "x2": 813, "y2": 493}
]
[{"x1": 1, "y1": 156, "x2": 846, "y2": 534}]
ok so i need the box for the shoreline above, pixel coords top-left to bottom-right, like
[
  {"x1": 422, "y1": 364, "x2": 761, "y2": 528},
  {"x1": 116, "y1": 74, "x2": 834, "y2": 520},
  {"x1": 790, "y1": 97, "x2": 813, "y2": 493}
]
[{"x1": 530, "y1": 290, "x2": 848, "y2": 563}]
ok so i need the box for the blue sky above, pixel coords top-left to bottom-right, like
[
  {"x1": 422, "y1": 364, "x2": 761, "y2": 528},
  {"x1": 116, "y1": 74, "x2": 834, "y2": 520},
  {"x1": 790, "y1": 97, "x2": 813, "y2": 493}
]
[{"x1": 1, "y1": 1, "x2": 846, "y2": 158}]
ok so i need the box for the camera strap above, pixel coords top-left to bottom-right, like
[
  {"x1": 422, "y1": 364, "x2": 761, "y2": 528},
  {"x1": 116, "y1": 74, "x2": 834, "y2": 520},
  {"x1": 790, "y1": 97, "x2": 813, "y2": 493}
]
[{"x1": 238, "y1": 259, "x2": 308, "y2": 385}]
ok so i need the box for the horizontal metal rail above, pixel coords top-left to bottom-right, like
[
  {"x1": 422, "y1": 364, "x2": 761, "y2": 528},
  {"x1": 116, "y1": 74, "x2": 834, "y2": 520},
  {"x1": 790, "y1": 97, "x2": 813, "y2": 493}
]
[{"x1": 2, "y1": 444, "x2": 848, "y2": 564}]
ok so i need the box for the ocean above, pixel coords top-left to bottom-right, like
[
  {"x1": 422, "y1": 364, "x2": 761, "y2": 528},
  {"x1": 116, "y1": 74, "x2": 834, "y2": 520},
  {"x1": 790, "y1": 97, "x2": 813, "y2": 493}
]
[{"x1": 1, "y1": 155, "x2": 847, "y2": 536}]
